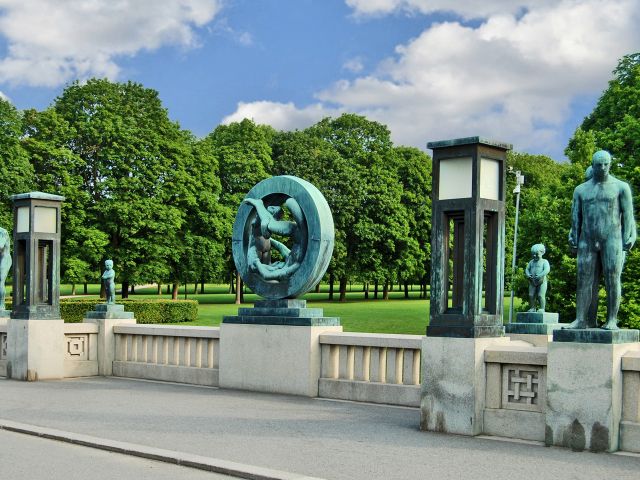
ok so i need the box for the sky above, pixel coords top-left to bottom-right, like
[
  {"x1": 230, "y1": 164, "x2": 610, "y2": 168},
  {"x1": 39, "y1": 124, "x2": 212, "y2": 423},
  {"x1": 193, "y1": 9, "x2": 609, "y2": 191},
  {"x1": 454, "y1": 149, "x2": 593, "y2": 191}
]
[{"x1": 0, "y1": 0, "x2": 638, "y2": 161}]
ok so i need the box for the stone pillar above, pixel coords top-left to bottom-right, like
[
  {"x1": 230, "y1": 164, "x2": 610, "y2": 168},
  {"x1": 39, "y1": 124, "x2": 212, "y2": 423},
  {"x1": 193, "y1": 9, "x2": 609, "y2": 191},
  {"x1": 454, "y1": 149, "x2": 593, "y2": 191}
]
[
  {"x1": 7, "y1": 318, "x2": 65, "y2": 380},
  {"x1": 546, "y1": 329, "x2": 640, "y2": 452},
  {"x1": 421, "y1": 336, "x2": 510, "y2": 435},
  {"x1": 219, "y1": 299, "x2": 342, "y2": 397},
  {"x1": 84, "y1": 304, "x2": 135, "y2": 376}
]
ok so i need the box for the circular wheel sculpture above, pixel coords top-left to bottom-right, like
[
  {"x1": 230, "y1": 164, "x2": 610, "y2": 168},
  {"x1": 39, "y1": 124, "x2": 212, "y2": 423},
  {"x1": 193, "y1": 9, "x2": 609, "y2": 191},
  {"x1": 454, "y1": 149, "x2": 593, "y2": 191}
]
[{"x1": 232, "y1": 176, "x2": 334, "y2": 299}]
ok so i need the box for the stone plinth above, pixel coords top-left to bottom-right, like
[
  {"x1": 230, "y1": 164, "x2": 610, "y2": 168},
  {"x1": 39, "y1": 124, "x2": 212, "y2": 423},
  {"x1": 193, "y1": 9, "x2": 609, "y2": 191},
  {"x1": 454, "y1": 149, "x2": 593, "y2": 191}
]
[
  {"x1": 7, "y1": 318, "x2": 65, "y2": 380},
  {"x1": 420, "y1": 336, "x2": 510, "y2": 435},
  {"x1": 506, "y1": 312, "x2": 562, "y2": 335},
  {"x1": 85, "y1": 304, "x2": 135, "y2": 320},
  {"x1": 219, "y1": 300, "x2": 342, "y2": 397},
  {"x1": 84, "y1": 303, "x2": 136, "y2": 376},
  {"x1": 546, "y1": 340, "x2": 640, "y2": 452},
  {"x1": 553, "y1": 328, "x2": 639, "y2": 344}
]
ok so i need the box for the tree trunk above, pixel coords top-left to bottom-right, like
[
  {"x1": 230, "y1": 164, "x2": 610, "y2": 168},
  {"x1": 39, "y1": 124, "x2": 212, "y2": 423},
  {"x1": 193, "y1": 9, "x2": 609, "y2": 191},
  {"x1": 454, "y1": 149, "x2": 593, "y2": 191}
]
[
  {"x1": 230, "y1": 272, "x2": 236, "y2": 294},
  {"x1": 171, "y1": 282, "x2": 179, "y2": 300},
  {"x1": 235, "y1": 272, "x2": 242, "y2": 304},
  {"x1": 364, "y1": 282, "x2": 369, "y2": 300},
  {"x1": 71, "y1": 284, "x2": 76, "y2": 296},
  {"x1": 84, "y1": 282, "x2": 88, "y2": 295},
  {"x1": 339, "y1": 276, "x2": 348, "y2": 302},
  {"x1": 130, "y1": 284, "x2": 135, "y2": 294},
  {"x1": 157, "y1": 283, "x2": 162, "y2": 295},
  {"x1": 404, "y1": 282, "x2": 409, "y2": 299},
  {"x1": 121, "y1": 281, "x2": 129, "y2": 299},
  {"x1": 315, "y1": 283, "x2": 321, "y2": 293},
  {"x1": 200, "y1": 279, "x2": 205, "y2": 294},
  {"x1": 383, "y1": 281, "x2": 389, "y2": 300},
  {"x1": 193, "y1": 282, "x2": 198, "y2": 294},
  {"x1": 374, "y1": 280, "x2": 379, "y2": 300},
  {"x1": 329, "y1": 271, "x2": 335, "y2": 300},
  {"x1": 166, "y1": 284, "x2": 171, "y2": 294}
]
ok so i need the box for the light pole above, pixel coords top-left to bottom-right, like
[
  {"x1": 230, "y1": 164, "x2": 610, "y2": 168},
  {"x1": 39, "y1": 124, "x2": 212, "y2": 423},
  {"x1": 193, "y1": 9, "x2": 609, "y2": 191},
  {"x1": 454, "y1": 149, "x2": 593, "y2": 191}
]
[{"x1": 508, "y1": 170, "x2": 525, "y2": 324}]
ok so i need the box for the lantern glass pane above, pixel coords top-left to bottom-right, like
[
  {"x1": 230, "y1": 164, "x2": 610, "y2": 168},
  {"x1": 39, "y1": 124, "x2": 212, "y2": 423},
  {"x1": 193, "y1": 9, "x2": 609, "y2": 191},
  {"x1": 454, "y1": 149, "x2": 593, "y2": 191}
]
[
  {"x1": 439, "y1": 157, "x2": 472, "y2": 200},
  {"x1": 34, "y1": 207, "x2": 57, "y2": 233},
  {"x1": 16, "y1": 207, "x2": 29, "y2": 233},
  {"x1": 479, "y1": 158, "x2": 500, "y2": 200}
]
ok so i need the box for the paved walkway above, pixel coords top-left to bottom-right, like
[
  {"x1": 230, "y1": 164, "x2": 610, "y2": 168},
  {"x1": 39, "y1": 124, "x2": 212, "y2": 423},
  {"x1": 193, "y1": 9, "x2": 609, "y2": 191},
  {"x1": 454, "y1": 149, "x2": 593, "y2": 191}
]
[{"x1": 0, "y1": 377, "x2": 638, "y2": 479}]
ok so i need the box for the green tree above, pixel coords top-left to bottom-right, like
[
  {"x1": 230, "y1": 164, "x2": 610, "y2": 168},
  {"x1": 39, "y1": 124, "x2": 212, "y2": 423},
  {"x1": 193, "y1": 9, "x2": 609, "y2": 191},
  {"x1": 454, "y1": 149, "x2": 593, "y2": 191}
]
[
  {"x1": 202, "y1": 119, "x2": 274, "y2": 302},
  {"x1": 0, "y1": 99, "x2": 34, "y2": 228},
  {"x1": 306, "y1": 114, "x2": 409, "y2": 301},
  {"x1": 44, "y1": 79, "x2": 200, "y2": 297},
  {"x1": 271, "y1": 129, "x2": 357, "y2": 299}
]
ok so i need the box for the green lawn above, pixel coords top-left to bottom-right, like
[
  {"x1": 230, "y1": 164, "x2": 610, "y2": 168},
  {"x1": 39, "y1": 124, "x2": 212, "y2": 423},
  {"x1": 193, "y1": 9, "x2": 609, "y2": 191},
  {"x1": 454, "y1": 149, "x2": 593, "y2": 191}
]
[{"x1": 52, "y1": 283, "x2": 521, "y2": 335}]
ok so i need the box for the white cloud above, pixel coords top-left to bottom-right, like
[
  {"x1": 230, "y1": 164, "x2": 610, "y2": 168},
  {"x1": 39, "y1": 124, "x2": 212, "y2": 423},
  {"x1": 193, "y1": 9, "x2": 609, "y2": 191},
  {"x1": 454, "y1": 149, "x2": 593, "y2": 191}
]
[
  {"x1": 222, "y1": 101, "x2": 343, "y2": 131},
  {"x1": 0, "y1": 0, "x2": 222, "y2": 87},
  {"x1": 343, "y1": 57, "x2": 365, "y2": 73},
  {"x1": 224, "y1": 0, "x2": 640, "y2": 159},
  {"x1": 345, "y1": 0, "x2": 558, "y2": 19}
]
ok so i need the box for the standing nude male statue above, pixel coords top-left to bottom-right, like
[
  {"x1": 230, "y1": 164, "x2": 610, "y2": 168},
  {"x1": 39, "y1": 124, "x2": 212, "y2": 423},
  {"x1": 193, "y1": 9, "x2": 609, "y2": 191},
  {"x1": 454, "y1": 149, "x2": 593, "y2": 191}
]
[{"x1": 566, "y1": 150, "x2": 636, "y2": 330}]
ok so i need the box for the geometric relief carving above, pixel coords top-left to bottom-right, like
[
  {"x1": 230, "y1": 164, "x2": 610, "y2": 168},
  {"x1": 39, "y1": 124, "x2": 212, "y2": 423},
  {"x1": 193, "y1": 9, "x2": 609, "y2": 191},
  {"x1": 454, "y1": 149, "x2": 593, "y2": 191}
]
[
  {"x1": 66, "y1": 335, "x2": 88, "y2": 361},
  {"x1": 0, "y1": 333, "x2": 6, "y2": 360},
  {"x1": 502, "y1": 364, "x2": 544, "y2": 412}
]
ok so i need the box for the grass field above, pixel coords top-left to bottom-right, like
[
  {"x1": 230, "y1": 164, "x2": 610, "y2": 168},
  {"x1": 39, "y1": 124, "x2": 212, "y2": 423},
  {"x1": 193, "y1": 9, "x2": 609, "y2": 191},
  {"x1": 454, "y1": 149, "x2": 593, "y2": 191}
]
[{"x1": 52, "y1": 283, "x2": 521, "y2": 335}]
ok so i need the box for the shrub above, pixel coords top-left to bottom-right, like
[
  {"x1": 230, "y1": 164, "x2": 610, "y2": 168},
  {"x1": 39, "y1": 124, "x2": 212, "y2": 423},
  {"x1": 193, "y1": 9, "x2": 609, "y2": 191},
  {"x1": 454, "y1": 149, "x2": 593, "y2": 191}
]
[{"x1": 58, "y1": 299, "x2": 198, "y2": 324}]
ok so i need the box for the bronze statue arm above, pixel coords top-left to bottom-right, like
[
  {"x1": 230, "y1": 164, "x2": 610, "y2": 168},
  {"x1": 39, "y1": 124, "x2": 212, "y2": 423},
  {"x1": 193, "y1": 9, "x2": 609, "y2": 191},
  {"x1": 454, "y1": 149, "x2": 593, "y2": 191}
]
[
  {"x1": 269, "y1": 239, "x2": 291, "y2": 259},
  {"x1": 621, "y1": 183, "x2": 636, "y2": 251},
  {"x1": 569, "y1": 188, "x2": 581, "y2": 250}
]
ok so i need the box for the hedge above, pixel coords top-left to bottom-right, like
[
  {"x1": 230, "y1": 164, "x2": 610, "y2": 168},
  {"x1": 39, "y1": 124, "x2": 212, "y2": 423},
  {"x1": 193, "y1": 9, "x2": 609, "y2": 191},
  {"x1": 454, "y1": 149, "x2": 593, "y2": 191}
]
[{"x1": 4, "y1": 299, "x2": 198, "y2": 324}]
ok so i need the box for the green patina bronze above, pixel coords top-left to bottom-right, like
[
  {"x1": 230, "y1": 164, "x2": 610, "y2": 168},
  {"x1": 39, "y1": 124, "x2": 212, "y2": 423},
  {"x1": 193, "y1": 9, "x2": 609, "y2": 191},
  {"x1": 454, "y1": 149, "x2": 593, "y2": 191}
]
[
  {"x1": 102, "y1": 259, "x2": 116, "y2": 304},
  {"x1": 525, "y1": 243, "x2": 550, "y2": 313},
  {"x1": 0, "y1": 226, "x2": 11, "y2": 312},
  {"x1": 566, "y1": 150, "x2": 637, "y2": 330},
  {"x1": 232, "y1": 176, "x2": 334, "y2": 300}
]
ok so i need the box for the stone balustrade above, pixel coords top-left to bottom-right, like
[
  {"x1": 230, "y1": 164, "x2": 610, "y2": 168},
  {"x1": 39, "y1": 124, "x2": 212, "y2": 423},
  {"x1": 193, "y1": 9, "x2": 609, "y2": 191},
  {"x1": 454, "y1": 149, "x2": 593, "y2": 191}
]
[
  {"x1": 621, "y1": 351, "x2": 640, "y2": 452},
  {"x1": 483, "y1": 344, "x2": 548, "y2": 441},
  {"x1": 112, "y1": 324, "x2": 220, "y2": 386},
  {"x1": 318, "y1": 332, "x2": 422, "y2": 407},
  {"x1": 63, "y1": 323, "x2": 99, "y2": 377}
]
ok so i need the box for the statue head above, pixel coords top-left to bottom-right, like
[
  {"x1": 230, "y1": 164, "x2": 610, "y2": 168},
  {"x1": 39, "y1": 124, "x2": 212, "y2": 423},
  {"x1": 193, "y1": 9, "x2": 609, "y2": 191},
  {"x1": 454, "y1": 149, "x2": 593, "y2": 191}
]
[
  {"x1": 104, "y1": 259, "x2": 113, "y2": 269},
  {"x1": 591, "y1": 150, "x2": 611, "y2": 181},
  {"x1": 531, "y1": 243, "x2": 546, "y2": 260}
]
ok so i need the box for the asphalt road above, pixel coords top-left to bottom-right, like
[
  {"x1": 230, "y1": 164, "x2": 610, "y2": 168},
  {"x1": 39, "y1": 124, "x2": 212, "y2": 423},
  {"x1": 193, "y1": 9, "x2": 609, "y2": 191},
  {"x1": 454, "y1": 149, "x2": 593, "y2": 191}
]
[{"x1": 0, "y1": 377, "x2": 638, "y2": 480}]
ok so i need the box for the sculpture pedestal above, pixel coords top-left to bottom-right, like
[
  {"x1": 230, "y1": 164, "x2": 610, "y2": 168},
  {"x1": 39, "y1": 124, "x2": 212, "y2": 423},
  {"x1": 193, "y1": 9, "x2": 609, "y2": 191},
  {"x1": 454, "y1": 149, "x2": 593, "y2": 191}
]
[
  {"x1": 546, "y1": 334, "x2": 640, "y2": 452},
  {"x1": 84, "y1": 304, "x2": 136, "y2": 376},
  {"x1": 7, "y1": 318, "x2": 65, "y2": 380},
  {"x1": 219, "y1": 300, "x2": 342, "y2": 397},
  {"x1": 420, "y1": 336, "x2": 510, "y2": 435},
  {"x1": 505, "y1": 312, "x2": 562, "y2": 346}
]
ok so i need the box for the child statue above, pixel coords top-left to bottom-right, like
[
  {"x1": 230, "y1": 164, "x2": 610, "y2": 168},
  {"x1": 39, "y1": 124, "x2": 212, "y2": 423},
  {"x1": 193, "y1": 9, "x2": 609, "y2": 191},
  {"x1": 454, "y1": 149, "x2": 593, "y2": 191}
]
[
  {"x1": 525, "y1": 244, "x2": 550, "y2": 312},
  {"x1": 102, "y1": 259, "x2": 116, "y2": 304}
]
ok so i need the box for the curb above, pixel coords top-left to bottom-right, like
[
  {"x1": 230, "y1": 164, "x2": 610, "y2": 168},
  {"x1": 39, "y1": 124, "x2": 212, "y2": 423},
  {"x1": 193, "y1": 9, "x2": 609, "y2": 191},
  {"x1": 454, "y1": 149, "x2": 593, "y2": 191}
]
[{"x1": 0, "y1": 419, "x2": 325, "y2": 480}]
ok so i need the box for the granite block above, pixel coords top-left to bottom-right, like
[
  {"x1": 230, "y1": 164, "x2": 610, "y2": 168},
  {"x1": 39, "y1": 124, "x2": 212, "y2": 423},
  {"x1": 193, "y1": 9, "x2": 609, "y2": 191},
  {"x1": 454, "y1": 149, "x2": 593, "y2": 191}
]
[
  {"x1": 253, "y1": 299, "x2": 307, "y2": 309},
  {"x1": 515, "y1": 312, "x2": 560, "y2": 324},
  {"x1": 505, "y1": 322, "x2": 562, "y2": 335},
  {"x1": 237, "y1": 307, "x2": 323, "y2": 318},
  {"x1": 222, "y1": 315, "x2": 340, "y2": 327},
  {"x1": 553, "y1": 328, "x2": 639, "y2": 344}
]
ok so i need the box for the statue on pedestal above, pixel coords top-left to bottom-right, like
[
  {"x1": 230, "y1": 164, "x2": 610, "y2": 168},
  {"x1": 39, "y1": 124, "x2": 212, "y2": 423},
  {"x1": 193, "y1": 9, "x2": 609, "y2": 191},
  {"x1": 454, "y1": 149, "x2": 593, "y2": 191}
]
[
  {"x1": 525, "y1": 243, "x2": 550, "y2": 312},
  {"x1": 102, "y1": 259, "x2": 116, "y2": 305},
  {"x1": 566, "y1": 150, "x2": 636, "y2": 330}
]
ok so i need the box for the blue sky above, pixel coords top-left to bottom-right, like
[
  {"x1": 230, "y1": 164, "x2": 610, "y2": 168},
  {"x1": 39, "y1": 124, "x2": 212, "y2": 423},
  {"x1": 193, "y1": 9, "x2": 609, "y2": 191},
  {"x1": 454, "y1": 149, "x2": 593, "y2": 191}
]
[{"x1": 0, "y1": 0, "x2": 638, "y2": 161}]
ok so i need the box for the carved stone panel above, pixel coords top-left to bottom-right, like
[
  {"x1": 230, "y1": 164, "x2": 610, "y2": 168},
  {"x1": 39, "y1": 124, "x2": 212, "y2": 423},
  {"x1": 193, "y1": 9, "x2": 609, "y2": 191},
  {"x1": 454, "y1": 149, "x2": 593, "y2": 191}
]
[
  {"x1": 66, "y1": 334, "x2": 89, "y2": 361},
  {"x1": 502, "y1": 364, "x2": 545, "y2": 412}
]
